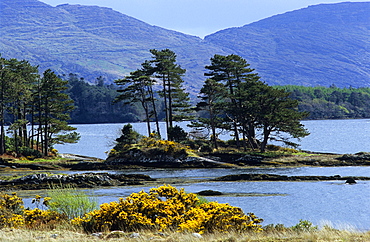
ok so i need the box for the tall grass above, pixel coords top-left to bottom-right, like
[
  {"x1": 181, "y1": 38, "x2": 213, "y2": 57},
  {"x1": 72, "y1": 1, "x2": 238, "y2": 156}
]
[
  {"x1": 0, "y1": 227, "x2": 368, "y2": 242},
  {"x1": 47, "y1": 184, "x2": 98, "y2": 219}
]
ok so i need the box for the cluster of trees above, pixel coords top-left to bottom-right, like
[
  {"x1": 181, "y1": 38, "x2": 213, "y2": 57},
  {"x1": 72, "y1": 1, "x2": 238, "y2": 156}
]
[
  {"x1": 114, "y1": 49, "x2": 192, "y2": 140},
  {"x1": 0, "y1": 56, "x2": 79, "y2": 157},
  {"x1": 115, "y1": 50, "x2": 309, "y2": 152},
  {"x1": 193, "y1": 54, "x2": 309, "y2": 152},
  {"x1": 281, "y1": 85, "x2": 370, "y2": 120},
  {"x1": 62, "y1": 76, "x2": 370, "y2": 125}
]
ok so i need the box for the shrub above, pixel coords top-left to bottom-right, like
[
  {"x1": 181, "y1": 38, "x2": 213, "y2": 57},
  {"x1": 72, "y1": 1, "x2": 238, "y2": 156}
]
[
  {"x1": 168, "y1": 125, "x2": 188, "y2": 142},
  {"x1": 291, "y1": 219, "x2": 318, "y2": 232},
  {"x1": 71, "y1": 185, "x2": 263, "y2": 234},
  {"x1": 23, "y1": 208, "x2": 67, "y2": 229},
  {"x1": 18, "y1": 146, "x2": 43, "y2": 158},
  {"x1": 0, "y1": 192, "x2": 25, "y2": 228},
  {"x1": 140, "y1": 137, "x2": 190, "y2": 159},
  {"x1": 266, "y1": 145, "x2": 299, "y2": 153}
]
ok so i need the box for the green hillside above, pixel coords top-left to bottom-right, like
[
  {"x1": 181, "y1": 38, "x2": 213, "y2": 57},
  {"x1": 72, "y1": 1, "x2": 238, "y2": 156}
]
[
  {"x1": 204, "y1": 2, "x2": 370, "y2": 87},
  {"x1": 1, "y1": 0, "x2": 369, "y2": 92}
]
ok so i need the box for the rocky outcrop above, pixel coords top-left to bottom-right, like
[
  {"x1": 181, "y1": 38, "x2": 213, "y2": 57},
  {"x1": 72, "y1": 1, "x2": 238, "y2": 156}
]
[
  {"x1": 345, "y1": 178, "x2": 357, "y2": 184},
  {"x1": 337, "y1": 152, "x2": 370, "y2": 164},
  {"x1": 213, "y1": 173, "x2": 370, "y2": 182},
  {"x1": 0, "y1": 173, "x2": 155, "y2": 191},
  {"x1": 197, "y1": 190, "x2": 223, "y2": 196},
  {"x1": 80, "y1": 156, "x2": 233, "y2": 170}
]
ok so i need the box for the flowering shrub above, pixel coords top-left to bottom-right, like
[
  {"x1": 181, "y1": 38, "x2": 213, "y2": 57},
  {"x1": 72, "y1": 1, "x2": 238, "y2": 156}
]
[
  {"x1": 139, "y1": 137, "x2": 189, "y2": 159},
  {"x1": 180, "y1": 202, "x2": 263, "y2": 233},
  {"x1": 0, "y1": 193, "x2": 67, "y2": 229},
  {"x1": 0, "y1": 193, "x2": 25, "y2": 228},
  {"x1": 71, "y1": 185, "x2": 263, "y2": 234},
  {"x1": 23, "y1": 208, "x2": 67, "y2": 229}
]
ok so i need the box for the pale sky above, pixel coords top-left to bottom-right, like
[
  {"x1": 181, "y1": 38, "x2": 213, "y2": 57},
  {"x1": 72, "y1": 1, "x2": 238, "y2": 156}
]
[{"x1": 40, "y1": 0, "x2": 369, "y2": 38}]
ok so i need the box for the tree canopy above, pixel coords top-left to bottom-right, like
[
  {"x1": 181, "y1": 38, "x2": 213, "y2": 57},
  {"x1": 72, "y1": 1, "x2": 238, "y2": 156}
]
[{"x1": 196, "y1": 54, "x2": 309, "y2": 152}]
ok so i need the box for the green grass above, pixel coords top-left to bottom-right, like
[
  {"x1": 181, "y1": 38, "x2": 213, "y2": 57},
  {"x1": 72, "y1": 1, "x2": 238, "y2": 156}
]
[{"x1": 46, "y1": 184, "x2": 98, "y2": 219}]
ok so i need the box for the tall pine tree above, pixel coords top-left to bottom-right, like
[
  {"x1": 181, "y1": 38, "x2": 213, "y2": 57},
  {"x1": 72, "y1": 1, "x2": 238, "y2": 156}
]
[
  {"x1": 150, "y1": 49, "x2": 192, "y2": 140},
  {"x1": 36, "y1": 69, "x2": 79, "y2": 156}
]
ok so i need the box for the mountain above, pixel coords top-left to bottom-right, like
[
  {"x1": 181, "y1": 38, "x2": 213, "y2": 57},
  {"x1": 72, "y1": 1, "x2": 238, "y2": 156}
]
[
  {"x1": 0, "y1": 0, "x2": 228, "y2": 95},
  {"x1": 204, "y1": 2, "x2": 370, "y2": 87},
  {"x1": 1, "y1": 0, "x2": 369, "y2": 93}
]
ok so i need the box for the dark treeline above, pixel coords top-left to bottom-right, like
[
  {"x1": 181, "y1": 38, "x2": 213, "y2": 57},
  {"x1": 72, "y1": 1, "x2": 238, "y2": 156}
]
[
  {"x1": 64, "y1": 79, "x2": 370, "y2": 124},
  {"x1": 62, "y1": 74, "x2": 145, "y2": 124},
  {"x1": 280, "y1": 85, "x2": 370, "y2": 120}
]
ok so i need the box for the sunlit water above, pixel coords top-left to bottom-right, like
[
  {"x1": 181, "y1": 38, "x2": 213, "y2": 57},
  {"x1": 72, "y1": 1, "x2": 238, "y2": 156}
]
[
  {"x1": 14, "y1": 119, "x2": 370, "y2": 230},
  {"x1": 55, "y1": 119, "x2": 370, "y2": 159},
  {"x1": 18, "y1": 166, "x2": 370, "y2": 230}
]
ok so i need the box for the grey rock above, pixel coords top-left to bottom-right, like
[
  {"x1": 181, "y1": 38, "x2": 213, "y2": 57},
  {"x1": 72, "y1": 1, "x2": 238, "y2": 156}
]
[{"x1": 192, "y1": 233, "x2": 203, "y2": 238}]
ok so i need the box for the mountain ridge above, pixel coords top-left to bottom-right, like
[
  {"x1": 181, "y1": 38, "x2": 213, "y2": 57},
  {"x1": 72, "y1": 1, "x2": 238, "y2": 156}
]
[
  {"x1": 1, "y1": 0, "x2": 369, "y2": 92},
  {"x1": 204, "y1": 2, "x2": 370, "y2": 87}
]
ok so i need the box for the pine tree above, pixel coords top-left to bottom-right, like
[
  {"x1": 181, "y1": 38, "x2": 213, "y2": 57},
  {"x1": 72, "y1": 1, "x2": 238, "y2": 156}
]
[
  {"x1": 2, "y1": 58, "x2": 39, "y2": 153},
  {"x1": 37, "y1": 69, "x2": 79, "y2": 156},
  {"x1": 0, "y1": 56, "x2": 10, "y2": 154},
  {"x1": 193, "y1": 78, "x2": 227, "y2": 149},
  {"x1": 115, "y1": 62, "x2": 160, "y2": 136},
  {"x1": 252, "y1": 85, "x2": 310, "y2": 152},
  {"x1": 150, "y1": 49, "x2": 192, "y2": 140},
  {"x1": 205, "y1": 54, "x2": 259, "y2": 149}
]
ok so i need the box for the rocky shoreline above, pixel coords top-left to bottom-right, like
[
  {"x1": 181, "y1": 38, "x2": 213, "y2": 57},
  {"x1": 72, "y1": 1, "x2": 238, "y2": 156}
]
[
  {"x1": 213, "y1": 173, "x2": 368, "y2": 183},
  {"x1": 0, "y1": 171, "x2": 368, "y2": 191},
  {"x1": 0, "y1": 152, "x2": 369, "y2": 191},
  {"x1": 0, "y1": 173, "x2": 155, "y2": 191}
]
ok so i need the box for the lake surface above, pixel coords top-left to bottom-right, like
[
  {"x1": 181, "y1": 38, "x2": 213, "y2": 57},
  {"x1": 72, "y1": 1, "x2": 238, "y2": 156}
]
[
  {"x1": 34, "y1": 120, "x2": 370, "y2": 230},
  {"x1": 20, "y1": 166, "x2": 370, "y2": 231},
  {"x1": 55, "y1": 119, "x2": 370, "y2": 159}
]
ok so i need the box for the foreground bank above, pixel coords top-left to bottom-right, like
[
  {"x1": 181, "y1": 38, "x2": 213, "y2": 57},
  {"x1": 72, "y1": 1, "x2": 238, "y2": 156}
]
[{"x1": 0, "y1": 227, "x2": 369, "y2": 242}]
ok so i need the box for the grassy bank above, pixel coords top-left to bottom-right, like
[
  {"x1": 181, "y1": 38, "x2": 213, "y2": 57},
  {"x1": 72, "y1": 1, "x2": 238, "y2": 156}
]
[{"x1": 0, "y1": 227, "x2": 369, "y2": 242}]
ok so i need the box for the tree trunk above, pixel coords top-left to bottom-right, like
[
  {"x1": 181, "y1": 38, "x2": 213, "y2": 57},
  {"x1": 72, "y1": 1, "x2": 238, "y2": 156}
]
[
  {"x1": 260, "y1": 125, "x2": 271, "y2": 152},
  {"x1": 149, "y1": 85, "x2": 161, "y2": 137},
  {"x1": 209, "y1": 108, "x2": 218, "y2": 150}
]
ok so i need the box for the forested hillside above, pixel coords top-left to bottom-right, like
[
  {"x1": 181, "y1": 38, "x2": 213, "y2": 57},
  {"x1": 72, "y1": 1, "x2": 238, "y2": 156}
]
[
  {"x1": 281, "y1": 85, "x2": 370, "y2": 120},
  {"x1": 63, "y1": 74, "x2": 143, "y2": 123}
]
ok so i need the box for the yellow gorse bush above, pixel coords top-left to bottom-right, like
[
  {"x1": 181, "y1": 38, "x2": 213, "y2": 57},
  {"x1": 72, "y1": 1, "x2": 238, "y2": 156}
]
[
  {"x1": 0, "y1": 186, "x2": 263, "y2": 234},
  {"x1": 23, "y1": 208, "x2": 66, "y2": 229},
  {"x1": 71, "y1": 185, "x2": 263, "y2": 234},
  {"x1": 0, "y1": 193, "x2": 67, "y2": 229},
  {"x1": 0, "y1": 192, "x2": 25, "y2": 229},
  {"x1": 138, "y1": 136, "x2": 191, "y2": 158}
]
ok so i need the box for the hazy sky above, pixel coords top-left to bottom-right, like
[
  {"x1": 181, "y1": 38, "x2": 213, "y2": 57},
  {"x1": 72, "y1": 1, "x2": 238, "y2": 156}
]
[{"x1": 40, "y1": 0, "x2": 369, "y2": 38}]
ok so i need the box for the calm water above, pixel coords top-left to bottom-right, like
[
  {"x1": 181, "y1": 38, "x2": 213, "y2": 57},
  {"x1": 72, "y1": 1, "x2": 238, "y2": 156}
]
[
  {"x1": 19, "y1": 166, "x2": 370, "y2": 230},
  {"x1": 55, "y1": 119, "x2": 370, "y2": 159},
  {"x1": 88, "y1": 179, "x2": 370, "y2": 230},
  {"x1": 30, "y1": 120, "x2": 370, "y2": 230}
]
